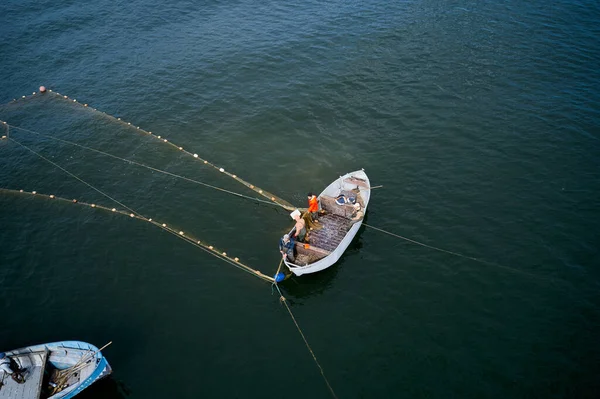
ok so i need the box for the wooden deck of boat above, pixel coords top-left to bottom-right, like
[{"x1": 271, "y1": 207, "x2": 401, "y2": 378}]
[
  {"x1": 0, "y1": 351, "x2": 47, "y2": 399},
  {"x1": 308, "y1": 214, "x2": 352, "y2": 252},
  {"x1": 292, "y1": 214, "x2": 352, "y2": 265}
]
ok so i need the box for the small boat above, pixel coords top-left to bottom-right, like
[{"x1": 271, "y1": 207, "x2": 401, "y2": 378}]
[
  {"x1": 0, "y1": 341, "x2": 112, "y2": 399},
  {"x1": 283, "y1": 169, "x2": 370, "y2": 276}
]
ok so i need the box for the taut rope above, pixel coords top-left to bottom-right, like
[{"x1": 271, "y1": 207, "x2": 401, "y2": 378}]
[{"x1": 4, "y1": 137, "x2": 274, "y2": 283}]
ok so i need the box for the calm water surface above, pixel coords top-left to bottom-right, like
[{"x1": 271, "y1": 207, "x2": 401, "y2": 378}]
[{"x1": 1, "y1": 0, "x2": 599, "y2": 398}]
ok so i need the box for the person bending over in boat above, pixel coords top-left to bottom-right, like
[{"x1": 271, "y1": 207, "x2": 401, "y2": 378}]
[
  {"x1": 279, "y1": 234, "x2": 295, "y2": 262},
  {"x1": 0, "y1": 352, "x2": 25, "y2": 385},
  {"x1": 351, "y1": 203, "x2": 364, "y2": 223},
  {"x1": 307, "y1": 192, "x2": 320, "y2": 222},
  {"x1": 290, "y1": 209, "x2": 307, "y2": 242}
]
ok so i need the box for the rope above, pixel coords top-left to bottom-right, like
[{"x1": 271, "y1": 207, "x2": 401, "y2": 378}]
[
  {"x1": 0, "y1": 188, "x2": 273, "y2": 283},
  {"x1": 149, "y1": 218, "x2": 274, "y2": 282},
  {"x1": 5, "y1": 123, "x2": 281, "y2": 209},
  {"x1": 2, "y1": 140, "x2": 274, "y2": 283},
  {"x1": 0, "y1": 188, "x2": 141, "y2": 217},
  {"x1": 29, "y1": 90, "x2": 296, "y2": 211},
  {"x1": 274, "y1": 284, "x2": 338, "y2": 399},
  {"x1": 362, "y1": 222, "x2": 552, "y2": 280},
  {"x1": 9, "y1": 137, "x2": 140, "y2": 216}
]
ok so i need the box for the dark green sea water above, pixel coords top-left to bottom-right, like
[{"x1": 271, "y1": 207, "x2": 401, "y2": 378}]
[{"x1": 1, "y1": 1, "x2": 599, "y2": 398}]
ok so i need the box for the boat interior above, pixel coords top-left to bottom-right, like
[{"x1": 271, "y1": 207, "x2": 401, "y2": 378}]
[
  {"x1": 1, "y1": 347, "x2": 98, "y2": 399},
  {"x1": 289, "y1": 178, "x2": 367, "y2": 266}
]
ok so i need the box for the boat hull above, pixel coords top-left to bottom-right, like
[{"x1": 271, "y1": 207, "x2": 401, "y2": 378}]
[{"x1": 3, "y1": 341, "x2": 112, "y2": 399}]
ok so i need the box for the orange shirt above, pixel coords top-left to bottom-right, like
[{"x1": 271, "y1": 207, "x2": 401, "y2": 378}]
[{"x1": 308, "y1": 196, "x2": 319, "y2": 212}]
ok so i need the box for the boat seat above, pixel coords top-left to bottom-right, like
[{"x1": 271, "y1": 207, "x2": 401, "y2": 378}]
[
  {"x1": 294, "y1": 242, "x2": 330, "y2": 256},
  {"x1": 291, "y1": 242, "x2": 330, "y2": 264}
]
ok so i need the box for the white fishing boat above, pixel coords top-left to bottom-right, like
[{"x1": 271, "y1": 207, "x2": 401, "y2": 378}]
[
  {"x1": 0, "y1": 341, "x2": 112, "y2": 399},
  {"x1": 283, "y1": 169, "x2": 370, "y2": 276}
]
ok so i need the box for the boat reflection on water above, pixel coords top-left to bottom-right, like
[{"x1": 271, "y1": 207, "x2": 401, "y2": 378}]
[
  {"x1": 281, "y1": 231, "x2": 365, "y2": 301},
  {"x1": 77, "y1": 377, "x2": 131, "y2": 399}
]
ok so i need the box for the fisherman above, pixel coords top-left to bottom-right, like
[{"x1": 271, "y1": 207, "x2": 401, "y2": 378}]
[
  {"x1": 278, "y1": 234, "x2": 295, "y2": 262},
  {"x1": 290, "y1": 209, "x2": 307, "y2": 242},
  {"x1": 0, "y1": 352, "x2": 25, "y2": 384},
  {"x1": 350, "y1": 203, "x2": 364, "y2": 223},
  {"x1": 307, "y1": 192, "x2": 320, "y2": 222}
]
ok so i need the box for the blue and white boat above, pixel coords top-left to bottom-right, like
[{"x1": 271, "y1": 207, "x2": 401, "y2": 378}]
[{"x1": 0, "y1": 341, "x2": 112, "y2": 399}]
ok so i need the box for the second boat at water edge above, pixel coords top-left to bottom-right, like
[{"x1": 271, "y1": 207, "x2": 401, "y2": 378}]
[{"x1": 0, "y1": 341, "x2": 111, "y2": 399}]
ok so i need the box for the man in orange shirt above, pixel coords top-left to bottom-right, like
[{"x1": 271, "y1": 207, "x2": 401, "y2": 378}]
[{"x1": 307, "y1": 192, "x2": 319, "y2": 222}]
